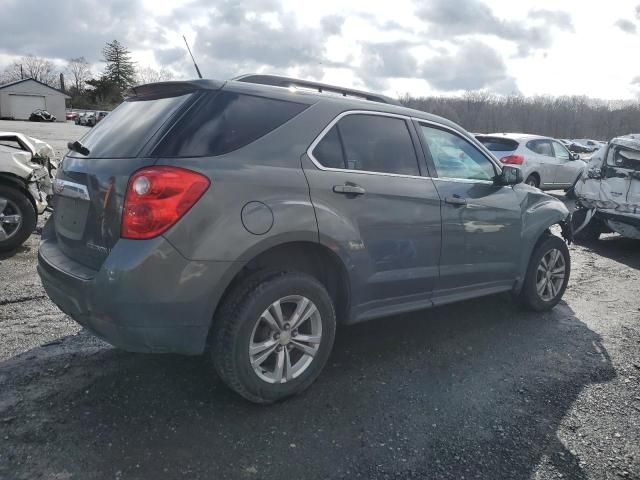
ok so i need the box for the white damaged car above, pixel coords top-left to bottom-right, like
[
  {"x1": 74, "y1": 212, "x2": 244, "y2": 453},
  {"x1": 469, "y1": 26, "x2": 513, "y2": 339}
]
[
  {"x1": 0, "y1": 132, "x2": 57, "y2": 251},
  {"x1": 573, "y1": 134, "x2": 640, "y2": 241}
]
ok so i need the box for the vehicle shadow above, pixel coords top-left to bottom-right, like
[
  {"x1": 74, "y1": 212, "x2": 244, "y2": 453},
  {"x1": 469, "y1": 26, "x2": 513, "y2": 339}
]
[
  {"x1": 0, "y1": 244, "x2": 30, "y2": 260},
  {"x1": 0, "y1": 297, "x2": 614, "y2": 480},
  {"x1": 578, "y1": 235, "x2": 640, "y2": 270}
]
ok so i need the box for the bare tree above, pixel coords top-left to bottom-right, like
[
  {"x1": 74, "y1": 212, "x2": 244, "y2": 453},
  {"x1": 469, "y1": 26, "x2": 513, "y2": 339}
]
[
  {"x1": 135, "y1": 66, "x2": 174, "y2": 85},
  {"x1": 66, "y1": 57, "x2": 92, "y2": 93},
  {"x1": 0, "y1": 55, "x2": 58, "y2": 86},
  {"x1": 401, "y1": 92, "x2": 640, "y2": 140}
]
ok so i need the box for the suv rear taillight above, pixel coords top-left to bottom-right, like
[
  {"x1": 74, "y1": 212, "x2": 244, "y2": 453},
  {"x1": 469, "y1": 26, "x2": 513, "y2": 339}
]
[
  {"x1": 122, "y1": 166, "x2": 210, "y2": 239},
  {"x1": 500, "y1": 155, "x2": 524, "y2": 165}
]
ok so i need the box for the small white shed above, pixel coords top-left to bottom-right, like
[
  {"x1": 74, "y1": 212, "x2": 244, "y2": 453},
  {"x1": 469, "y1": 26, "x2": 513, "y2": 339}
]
[{"x1": 0, "y1": 78, "x2": 70, "y2": 122}]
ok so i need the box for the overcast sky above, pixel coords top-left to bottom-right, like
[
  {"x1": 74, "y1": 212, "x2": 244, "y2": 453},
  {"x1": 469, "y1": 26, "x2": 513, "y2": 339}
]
[{"x1": 1, "y1": 0, "x2": 639, "y2": 99}]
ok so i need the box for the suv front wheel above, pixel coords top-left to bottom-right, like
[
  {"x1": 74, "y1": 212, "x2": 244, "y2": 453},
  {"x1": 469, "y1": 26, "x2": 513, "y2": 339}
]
[
  {"x1": 211, "y1": 271, "x2": 336, "y2": 404},
  {"x1": 520, "y1": 234, "x2": 570, "y2": 311}
]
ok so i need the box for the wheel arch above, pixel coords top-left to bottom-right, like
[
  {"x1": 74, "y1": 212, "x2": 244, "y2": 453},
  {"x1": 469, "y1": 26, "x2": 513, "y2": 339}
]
[
  {"x1": 0, "y1": 173, "x2": 37, "y2": 213},
  {"x1": 526, "y1": 171, "x2": 541, "y2": 187},
  {"x1": 208, "y1": 240, "x2": 352, "y2": 344},
  {"x1": 514, "y1": 200, "x2": 572, "y2": 293}
]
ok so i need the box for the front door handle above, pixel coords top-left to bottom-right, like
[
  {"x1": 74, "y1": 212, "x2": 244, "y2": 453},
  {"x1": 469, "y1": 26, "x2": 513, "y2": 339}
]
[
  {"x1": 445, "y1": 195, "x2": 467, "y2": 206},
  {"x1": 333, "y1": 184, "x2": 366, "y2": 196}
]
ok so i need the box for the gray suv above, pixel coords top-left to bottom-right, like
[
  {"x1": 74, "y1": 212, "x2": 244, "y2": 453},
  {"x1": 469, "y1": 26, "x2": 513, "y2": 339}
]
[{"x1": 38, "y1": 75, "x2": 572, "y2": 403}]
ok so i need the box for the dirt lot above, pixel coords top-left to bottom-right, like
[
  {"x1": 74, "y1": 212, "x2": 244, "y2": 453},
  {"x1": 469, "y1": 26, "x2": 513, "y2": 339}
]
[{"x1": 0, "y1": 120, "x2": 639, "y2": 480}]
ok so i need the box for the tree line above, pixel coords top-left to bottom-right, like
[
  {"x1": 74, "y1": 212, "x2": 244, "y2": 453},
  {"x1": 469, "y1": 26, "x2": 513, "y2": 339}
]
[
  {"x1": 400, "y1": 91, "x2": 640, "y2": 141},
  {"x1": 2, "y1": 41, "x2": 639, "y2": 139},
  {"x1": 0, "y1": 40, "x2": 173, "y2": 110}
]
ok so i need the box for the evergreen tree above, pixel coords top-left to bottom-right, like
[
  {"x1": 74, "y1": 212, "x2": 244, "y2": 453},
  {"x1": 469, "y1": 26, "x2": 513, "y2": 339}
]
[{"x1": 101, "y1": 40, "x2": 136, "y2": 93}]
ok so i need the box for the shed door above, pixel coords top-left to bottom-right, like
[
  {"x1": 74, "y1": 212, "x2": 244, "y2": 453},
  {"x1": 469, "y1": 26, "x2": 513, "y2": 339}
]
[{"x1": 9, "y1": 94, "x2": 45, "y2": 120}]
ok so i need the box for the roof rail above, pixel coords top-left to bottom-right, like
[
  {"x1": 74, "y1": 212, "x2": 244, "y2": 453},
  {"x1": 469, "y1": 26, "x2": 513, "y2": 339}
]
[{"x1": 232, "y1": 74, "x2": 401, "y2": 106}]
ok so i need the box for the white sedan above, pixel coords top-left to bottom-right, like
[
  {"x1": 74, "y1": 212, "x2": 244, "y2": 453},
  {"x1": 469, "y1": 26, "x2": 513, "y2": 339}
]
[{"x1": 476, "y1": 133, "x2": 587, "y2": 190}]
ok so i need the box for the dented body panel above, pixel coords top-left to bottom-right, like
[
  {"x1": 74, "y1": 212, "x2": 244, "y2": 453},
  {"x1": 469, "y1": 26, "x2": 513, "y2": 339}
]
[
  {"x1": 0, "y1": 132, "x2": 57, "y2": 213},
  {"x1": 513, "y1": 184, "x2": 572, "y2": 292},
  {"x1": 575, "y1": 134, "x2": 640, "y2": 239}
]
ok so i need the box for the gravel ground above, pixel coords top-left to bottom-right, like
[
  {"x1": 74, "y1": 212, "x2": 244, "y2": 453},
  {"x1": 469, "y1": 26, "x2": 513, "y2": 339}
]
[{"x1": 0, "y1": 120, "x2": 639, "y2": 480}]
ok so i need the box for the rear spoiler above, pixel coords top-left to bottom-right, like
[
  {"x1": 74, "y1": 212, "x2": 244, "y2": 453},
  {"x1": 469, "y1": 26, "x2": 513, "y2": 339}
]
[{"x1": 125, "y1": 79, "x2": 224, "y2": 100}]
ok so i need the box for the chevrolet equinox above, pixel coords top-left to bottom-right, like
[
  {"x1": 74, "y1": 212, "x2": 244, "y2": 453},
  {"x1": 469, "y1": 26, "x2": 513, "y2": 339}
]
[{"x1": 38, "y1": 75, "x2": 573, "y2": 403}]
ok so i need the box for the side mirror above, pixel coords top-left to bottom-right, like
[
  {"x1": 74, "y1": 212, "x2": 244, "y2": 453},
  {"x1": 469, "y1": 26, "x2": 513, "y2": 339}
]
[
  {"x1": 496, "y1": 165, "x2": 523, "y2": 186},
  {"x1": 571, "y1": 153, "x2": 580, "y2": 160}
]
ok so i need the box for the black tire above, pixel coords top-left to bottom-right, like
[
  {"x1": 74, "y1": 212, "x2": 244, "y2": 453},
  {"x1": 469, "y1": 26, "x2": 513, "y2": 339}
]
[
  {"x1": 564, "y1": 187, "x2": 577, "y2": 200},
  {"x1": 564, "y1": 175, "x2": 582, "y2": 200},
  {"x1": 572, "y1": 208, "x2": 602, "y2": 243},
  {"x1": 0, "y1": 185, "x2": 37, "y2": 252},
  {"x1": 211, "y1": 271, "x2": 336, "y2": 404},
  {"x1": 525, "y1": 174, "x2": 540, "y2": 188},
  {"x1": 520, "y1": 234, "x2": 570, "y2": 312}
]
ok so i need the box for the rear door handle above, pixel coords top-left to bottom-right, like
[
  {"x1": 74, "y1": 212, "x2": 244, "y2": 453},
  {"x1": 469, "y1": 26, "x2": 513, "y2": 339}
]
[
  {"x1": 445, "y1": 195, "x2": 467, "y2": 206},
  {"x1": 333, "y1": 184, "x2": 366, "y2": 195}
]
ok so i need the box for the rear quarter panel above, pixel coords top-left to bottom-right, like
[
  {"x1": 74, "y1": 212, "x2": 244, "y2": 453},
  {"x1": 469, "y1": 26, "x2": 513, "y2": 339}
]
[{"x1": 159, "y1": 101, "x2": 334, "y2": 262}]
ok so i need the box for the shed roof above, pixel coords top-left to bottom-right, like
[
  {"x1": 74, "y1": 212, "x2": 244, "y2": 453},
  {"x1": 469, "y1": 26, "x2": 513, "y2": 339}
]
[{"x1": 0, "y1": 78, "x2": 71, "y2": 98}]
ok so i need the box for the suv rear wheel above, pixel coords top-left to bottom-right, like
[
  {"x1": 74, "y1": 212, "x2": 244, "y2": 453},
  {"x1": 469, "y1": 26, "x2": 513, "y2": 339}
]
[
  {"x1": 211, "y1": 271, "x2": 336, "y2": 404},
  {"x1": 525, "y1": 174, "x2": 539, "y2": 188},
  {"x1": 520, "y1": 234, "x2": 570, "y2": 311},
  {"x1": 0, "y1": 185, "x2": 36, "y2": 252}
]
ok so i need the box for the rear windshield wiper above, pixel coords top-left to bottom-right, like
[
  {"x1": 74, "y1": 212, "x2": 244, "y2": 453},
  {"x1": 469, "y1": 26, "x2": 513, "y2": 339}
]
[{"x1": 67, "y1": 140, "x2": 90, "y2": 156}]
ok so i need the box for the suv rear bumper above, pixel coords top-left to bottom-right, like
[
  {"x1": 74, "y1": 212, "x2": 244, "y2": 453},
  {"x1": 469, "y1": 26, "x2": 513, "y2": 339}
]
[{"x1": 37, "y1": 231, "x2": 237, "y2": 355}]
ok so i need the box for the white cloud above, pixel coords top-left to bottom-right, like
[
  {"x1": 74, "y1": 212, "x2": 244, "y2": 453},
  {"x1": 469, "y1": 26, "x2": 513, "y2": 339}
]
[{"x1": 1, "y1": 0, "x2": 639, "y2": 99}]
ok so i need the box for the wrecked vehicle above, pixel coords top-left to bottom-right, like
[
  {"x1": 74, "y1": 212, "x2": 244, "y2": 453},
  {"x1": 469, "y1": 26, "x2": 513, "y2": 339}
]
[
  {"x1": 0, "y1": 132, "x2": 57, "y2": 251},
  {"x1": 573, "y1": 134, "x2": 640, "y2": 241},
  {"x1": 29, "y1": 109, "x2": 56, "y2": 122}
]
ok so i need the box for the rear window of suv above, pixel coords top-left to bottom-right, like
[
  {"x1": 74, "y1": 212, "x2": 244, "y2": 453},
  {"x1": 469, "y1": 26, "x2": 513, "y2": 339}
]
[
  {"x1": 68, "y1": 93, "x2": 193, "y2": 158},
  {"x1": 476, "y1": 136, "x2": 519, "y2": 152},
  {"x1": 153, "y1": 91, "x2": 309, "y2": 157}
]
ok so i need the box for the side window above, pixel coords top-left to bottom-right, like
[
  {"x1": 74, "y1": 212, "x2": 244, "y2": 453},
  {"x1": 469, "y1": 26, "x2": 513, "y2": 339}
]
[
  {"x1": 313, "y1": 114, "x2": 420, "y2": 176},
  {"x1": 551, "y1": 141, "x2": 570, "y2": 161},
  {"x1": 154, "y1": 91, "x2": 308, "y2": 157},
  {"x1": 526, "y1": 140, "x2": 554, "y2": 157},
  {"x1": 313, "y1": 126, "x2": 345, "y2": 169},
  {"x1": 419, "y1": 125, "x2": 496, "y2": 181}
]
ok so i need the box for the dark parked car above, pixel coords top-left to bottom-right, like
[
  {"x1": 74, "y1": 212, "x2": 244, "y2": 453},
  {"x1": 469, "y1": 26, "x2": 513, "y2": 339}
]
[
  {"x1": 567, "y1": 141, "x2": 596, "y2": 154},
  {"x1": 29, "y1": 109, "x2": 56, "y2": 122},
  {"x1": 38, "y1": 75, "x2": 573, "y2": 403},
  {"x1": 86, "y1": 111, "x2": 109, "y2": 127}
]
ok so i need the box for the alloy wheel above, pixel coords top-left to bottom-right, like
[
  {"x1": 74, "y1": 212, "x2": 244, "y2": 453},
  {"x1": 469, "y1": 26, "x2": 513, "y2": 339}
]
[
  {"x1": 536, "y1": 248, "x2": 566, "y2": 301},
  {"x1": 249, "y1": 295, "x2": 322, "y2": 384},
  {"x1": 0, "y1": 197, "x2": 23, "y2": 242}
]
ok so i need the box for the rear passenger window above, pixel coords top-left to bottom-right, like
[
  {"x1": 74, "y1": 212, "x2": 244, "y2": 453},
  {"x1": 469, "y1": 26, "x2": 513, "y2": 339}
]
[
  {"x1": 154, "y1": 91, "x2": 308, "y2": 157},
  {"x1": 526, "y1": 140, "x2": 554, "y2": 157},
  {"x1": 312, "y1": 114, "x2": 420, "y2": 176},
  {"x1": 313, "y1": 126, "x2": 345, "y2": 169}
]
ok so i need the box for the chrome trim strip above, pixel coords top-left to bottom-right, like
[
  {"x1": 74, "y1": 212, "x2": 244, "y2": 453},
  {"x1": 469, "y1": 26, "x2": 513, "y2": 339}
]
[
  {"x1": 306, "y1": 110, "x2": 502, "y2": 184},
  {"x1": 53, "y1": 179, "x2": 90, "y2": 201},
  {"x1": 433, "y1": 177, "x2": 494, "y2": 185},
  {"x1": 306, "y1": 110, "x2": 430, "y2": 180}
]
